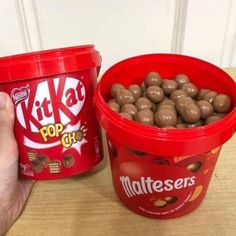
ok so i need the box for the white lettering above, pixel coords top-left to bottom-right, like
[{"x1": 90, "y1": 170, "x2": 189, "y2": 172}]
[{"x1": 119, "y1": 176, "x2": 196, "y2": 198}]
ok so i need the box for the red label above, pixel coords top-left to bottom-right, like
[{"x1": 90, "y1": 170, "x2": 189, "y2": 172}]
[
  {"x1": 108, "y1": 137, "x2": 221, "y2": 219},
  {"x1": 2, "y1": 71, "x2": 103, "y2": 180}
]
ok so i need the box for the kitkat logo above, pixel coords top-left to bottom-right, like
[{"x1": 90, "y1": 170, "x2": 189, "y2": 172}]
[
  {"x1": 14, "y1": 77, "x2": 86, "y2": 132},
  {"x1": 11, "y1": 85, "x2": 29, "y2": 106}
]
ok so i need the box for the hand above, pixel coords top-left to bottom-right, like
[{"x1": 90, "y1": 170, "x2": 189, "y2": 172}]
[{"x1": 0, "y1": 92, "x2": 34, "y2": 235}]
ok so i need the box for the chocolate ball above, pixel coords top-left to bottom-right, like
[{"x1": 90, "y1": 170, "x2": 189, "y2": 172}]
[
  {"x1": 116, "y1": 89, "x2": 135, "y2": 105},
  {"x1": 165, "y1": 196, "x2": 178, "y2": 204},
  {"x1": 120, "y1": 112, "x2": 133, "y2": 120},
  {"x1": 110, "y1": 83, "x2": 125, "y2": 98},
  {"x1": 185, "y1": 120, "x2": 204, "y2": 128},
  {"x1": 197, "y1": 89, "x2": 210, "y2": 100},
  {"x1": 186, "y1": 161, "x2": 202, "y2": 172},
  {"x1": 175, "y1": 96, "x2": 194, "y2": 114},
  {"x1": 175, "y1": 74, "x2": 190, "y2": 87},
  {"x1": 170, "y1": 89, "x2": 188, "y2": 102},
  {"x1": 203, "y1": 91, "x2": 218, "y2": 103},
  {"x1": 146, "y1": 86, "x2": 164, "y2": 103},
  {"x1": 158, "y1": 104, "x2": 176, "y2": 112},
  {"x1": 128, "y1": 84, "x2": 142, "y2": 100},
  {"x1": 154, "y1": 199, "x2": 167, "y2": 208},
  {"x1": 182, "y1": 103, "x2": 201, "y2": 123},
  {"x1": 107, "y1": 99, "x2": 120, "y2": 112},
  {"x1": 205, "y1": 115, "x2": 222, "y2": 125},
  {"x1": 176, "y1": 123, "x2": 187, "y2": 129},
  {"x1": 158, "y1": 98, "x2": 175, "y2": 107},
  {"x1": 180, "y1": 82, "x2": 198, "y2": 98},
  {"x1": 135, "y1": 97, "x2": 152, "y2": 111},
  {"x1": 197, "y1": 100, "x2": 214, "y2": 119},
  {"x1": 121, "y1": 103, "x2": 138, "y2": 116},
  {"x1": 135, "y1": 110, "x2": 154, "y2": 126},
  {"x1": 213, "y1": 94, "x2": 231, "y2": 113},
  {"x1": 155, "y1": 109, "x2": 177, "y2": 127},
  {"x1": 145, "y1": 72, "x2": 162, "y2": 87},
  {"x1": 212, "y1": 112, "x2": 227, "y2": 118},
  {"x1": 161, "y1": 80, "x2": 178, "y2": 95}
]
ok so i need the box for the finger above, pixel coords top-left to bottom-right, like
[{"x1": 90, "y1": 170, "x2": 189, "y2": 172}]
[{"x1": 0, "y1": 92, "x2": 18, "y2": 158}]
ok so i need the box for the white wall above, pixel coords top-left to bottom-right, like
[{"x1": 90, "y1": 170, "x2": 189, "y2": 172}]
[{"x1": 0, "y1": 0, "x2": 236, "y2": 73}]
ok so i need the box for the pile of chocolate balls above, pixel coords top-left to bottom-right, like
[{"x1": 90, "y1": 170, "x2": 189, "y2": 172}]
[{"x1": 107, "y1": 72, "x2": 231, "y2": 128}]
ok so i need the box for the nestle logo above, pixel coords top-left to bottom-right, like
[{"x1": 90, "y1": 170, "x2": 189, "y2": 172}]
[{"x1": 11, "y1": 85, "x2": 29, "y2": 106}]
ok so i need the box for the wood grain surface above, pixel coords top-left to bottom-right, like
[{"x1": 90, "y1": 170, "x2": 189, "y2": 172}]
[{"x1": 6, "y1": 68, "x2": 236, "y2": 236}]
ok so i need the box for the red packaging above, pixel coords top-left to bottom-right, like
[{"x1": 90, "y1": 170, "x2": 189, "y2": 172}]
[
  {"x1": 95, "y1": 54, "x2": 236, "y2": 219},
  {"x1": 0, "y1": 45, "x2": 103, "y2": 180}
]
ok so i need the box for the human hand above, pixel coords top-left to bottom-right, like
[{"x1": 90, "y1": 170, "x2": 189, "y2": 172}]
[{"x1": 0, "y1": 92, "x2": 34, "y2": 235}]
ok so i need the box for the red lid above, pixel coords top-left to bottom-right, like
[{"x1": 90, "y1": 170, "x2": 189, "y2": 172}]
[
  {"x1": 95, "y1": 54, "x2": 236, "y2": 156},
  {"x1": 0, "y1": 45, "x2": 101, "y2": 83}
]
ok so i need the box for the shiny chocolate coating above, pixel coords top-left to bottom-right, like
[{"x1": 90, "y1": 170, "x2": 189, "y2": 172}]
[
  {"x1": 182, "y1": 103, "x2": 201, "y2": 123},
  {"x1": 165, "y1": 196, "x2": 178, "y2": 204},
  {"x1": 175, "y1": 74, "x2": 190, "y2": 87},
  {"x1": 158, "y1": 98, "x2": 175, "y2": 107},
  {"x1": 121, "y1": 103, "x2": 138, "y2": 116},
  {"x1": 120, "y1": 112, "x2": 133, "y2": 120},
  {"x1": 135, "y1": 110, "x2": 154, "y2": 126},
  {"x1": 185, "y1": 120, "x2": 204, "y2": 128},
  {"x1": 162, "y1": 126, "x2": 176, "y2": 129},
  {"x1": 145, "y1": 72, "x2": 162, "y2": 87},
  {"x1": 116, "y1": 89, "x2": 135, "y2": 105},
  {"x1": 161, "y1": 80, "x2": 178, "y2": 95},
  {"x1": 110, "y1": 83, "x2": 125, "y2": 98},
  {"x1": 213, "y1": 94, "x2": 231, "y2": 113},
  {"x1": 146, "y1": 85, "x2": 164, "y2": 103},
  {"x1": 180, "y1": 82, "x2": 198, "y2": 98},
  {"x1": 197, "y1": 100, "x2": 214, "y2": 119},
  {"x1": 212, "y1": 112, "x2": 227, "y2": 118},
  {"x1": 108, "y1": 99, "x2": 120, "y2": 112},
  {"x1": 175, "y1": 96, "x2": 194, "y2": 114},
  {"x1": 176, "y1": 123, "x2": 187, "y2": 129},
  {"x1": 128, "y1": 84, "x2": 142, "y2": 100},
  {"x1": 170, "y1": 89, "x2": 188, "y2": 102},
  {"x1": 203, "y1": 91, "x2": 218, "y2": 103},
  {"x1": 197, "y1": 89, "x2": 210, "y2": 100},
  {"x1": 135, "y1": 97, "x2": 152, "y2": 111},
  {"x1": 205, "y1": 115, "x2": 222, "y2": 125},
  {"x1": 186, "y1": 161, "x2": 202, "y2": 173},
  {"x1": 155, "y1": 108, "x2": 177, "y2": 127},
  {"x1": 154, "y1": 199, "x2": 167, "y2": 208},
  {"x1": 158, "y1": 104, "x2": 176, "y2": 112}
]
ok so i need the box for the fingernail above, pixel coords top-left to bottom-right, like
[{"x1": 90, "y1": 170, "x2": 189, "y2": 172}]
[{"x1": 0, "y1": 92, "x2": 6, "y2": 109}]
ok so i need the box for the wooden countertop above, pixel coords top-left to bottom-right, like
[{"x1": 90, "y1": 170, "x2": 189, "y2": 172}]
[{"x1": 7, "y1": 68, "x2": 236, "y2": 236}]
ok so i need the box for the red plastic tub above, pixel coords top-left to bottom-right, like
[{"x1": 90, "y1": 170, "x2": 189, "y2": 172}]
[
  {"x1": 95, "y1": 54, "x2": 236, "y2": 219},
  {"x1": 0, "y1": 45, "x2": 103, "y2": 180}
]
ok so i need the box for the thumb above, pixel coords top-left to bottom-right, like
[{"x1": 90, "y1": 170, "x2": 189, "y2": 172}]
[{"x1": 0, "y1": 92, "x2": 18, "y2": 160}]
